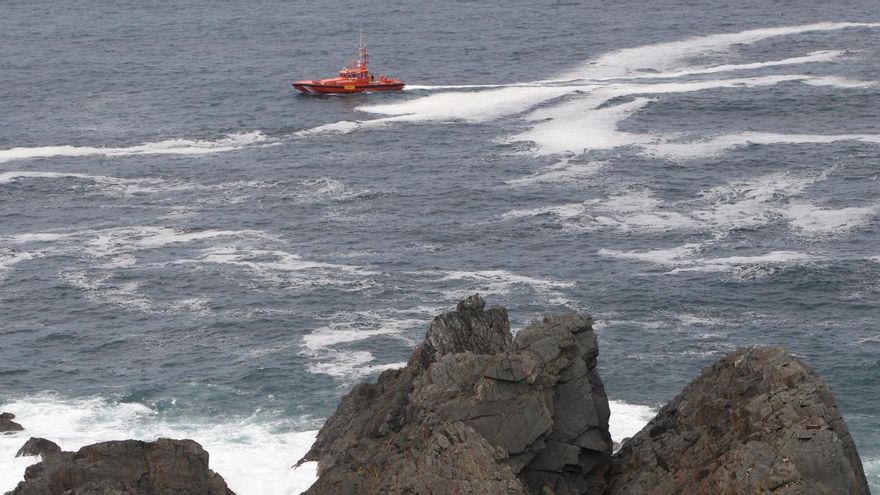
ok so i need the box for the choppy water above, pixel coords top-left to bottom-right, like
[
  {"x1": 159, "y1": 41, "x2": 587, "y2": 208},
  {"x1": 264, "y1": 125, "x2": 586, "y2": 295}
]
[{"x1": 1, "y1": 1, "x2": 879, "y2": 492}]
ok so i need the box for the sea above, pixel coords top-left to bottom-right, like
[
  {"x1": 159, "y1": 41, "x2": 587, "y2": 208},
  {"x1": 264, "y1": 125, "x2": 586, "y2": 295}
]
[{"x1": 0, "y1": 1, "x2": 878, "y2": 493}]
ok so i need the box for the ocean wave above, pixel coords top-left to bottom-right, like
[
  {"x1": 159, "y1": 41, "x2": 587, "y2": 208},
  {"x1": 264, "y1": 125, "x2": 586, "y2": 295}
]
[
  {"x1": 0, "y1": 395, "x2": 318, "y2": 495},
  {"x1": 0, "y1": 131, "x2": 268, "y2": 163},
  {"x1": 608, "y1": 399, "x2": 656, "y2": 444}
]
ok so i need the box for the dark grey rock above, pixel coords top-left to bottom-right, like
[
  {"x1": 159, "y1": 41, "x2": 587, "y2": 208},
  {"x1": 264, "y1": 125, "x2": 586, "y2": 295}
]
[
  {"x1": 299, "y1": 295, "x2": 611, "y2": 495},
  {"x1": 5, "y1": 438, "x2": 235, "y2": 495},
  {"x1": 0, "y1": 412, "x2": 24, "y2": 433},
  {"x1": 606, "y1": 347, "x2": 870, "y2": 495},
  {"x1": 15, "y1": 438, "x2": 61, "y2": 459}
]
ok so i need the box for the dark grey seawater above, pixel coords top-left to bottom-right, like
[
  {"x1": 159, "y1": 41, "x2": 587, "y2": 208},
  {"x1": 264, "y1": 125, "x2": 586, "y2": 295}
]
[{"x1": 1, "y1": 1, "x2": 878, "y2": 492}]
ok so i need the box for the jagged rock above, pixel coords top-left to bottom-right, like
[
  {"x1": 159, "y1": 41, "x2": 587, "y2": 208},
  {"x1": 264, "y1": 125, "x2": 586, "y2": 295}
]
[
  {"x1": 15, "y1": 437, "x2": 61, "y2": 459},
  {"x1": 606, "y1": 347, "x2": 869, "y2": 495},
  {"x1": 299, "y1": 295, "x2": 612, "y2": 494},
  {"x1": 0, "y1": 412, "x2": 24, "y2": 432},
  {"x1": 5, "y1": 438, "x2": 235, "y2": 495}
]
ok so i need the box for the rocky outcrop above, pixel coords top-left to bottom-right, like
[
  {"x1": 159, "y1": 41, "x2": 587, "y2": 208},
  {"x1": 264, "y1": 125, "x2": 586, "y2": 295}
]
[
  {"x1": 6, "y1": 438, "x2": 235, "y2": 495},
  {"x1": 299, "y1": 294, "x2": 612, "y2": 494},
  {"x1": 606, "y1": 347, "x2": 869, "y2": 495},
  {"x1": 15, "y1": 437, "x2": 61, "y2": 459},
  {"x1": 0, "y1": 412, "x2": 24, "y2": 432}
]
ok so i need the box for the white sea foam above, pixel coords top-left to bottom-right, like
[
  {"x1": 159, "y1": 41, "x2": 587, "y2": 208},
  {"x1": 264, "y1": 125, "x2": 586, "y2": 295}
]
[
  {"x1": 439, "y1": 269, "x2": 575, "y2": 304},
  {"x1": 512, "y1": 97, "x2": 653, "y2": 155},
  {"x1": 505, "y1": 159, "x2": 605, "y2": 186},
  {"x1": 666, "y1": 251, "x2": 819, "y2": 274},
  {"x1": 600, "y1": 242, "x2": 818, "y2": 277},
  {"x1": 0, "y1": 131, "x2": 268, "y2": 163},
  {"x1": 513, "y1": 75, "x2": 867, "y2": 156},
  {"x1": 783, "y1": 202, "x2": 878, "y2": 234},
  {"x1": 294, "y1": 120, "x2": 365, "y2": 136},
  {"x1": 508, "y1": 167, "x2": 876, "y2": 238},
  {"x1": 0, "y1": 396, "x2": 318, "y2": 495},
  {"x1": 83, "y1": 227, "x2": 271, "y2": 257},
  {"x1": 608, "y1": 400, "x2": 656, "y2": 444},
  {"x1": 0, "y1": 249, "x2": 38, "y2": 272},
  {"x1": 865, "y1": 458, "x2": 880, "y2": 494},
  {"x1": 301, "y1": 311, "x2": 421, "y2": 379},
  {"x1": 608, "y1": 50, "x2": 848, "y2": 80},
  {"x1": 357, "y1": 86, "x2": 579, "y2": 123},
  {"x1": 598, "y1": 243, "x2": 703, "y2": 264},
  {"x1": 503, "y1": 189, "x2": 700, "y2": 233},
  {"x1": 645, "y1": 132, "x2": 880, "y2": 160},
  {"x1": 558, "y1": 22, "x2": 880, "y2": 80},
  {"x1": 0, "y1": 170, "x2": 269, "y2": 197}
]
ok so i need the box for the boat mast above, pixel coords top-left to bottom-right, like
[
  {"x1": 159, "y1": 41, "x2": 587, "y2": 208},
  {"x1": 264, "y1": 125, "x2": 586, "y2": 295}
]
[{"x1": 357, "y1": 26, "x2": 368, "y2": 71}]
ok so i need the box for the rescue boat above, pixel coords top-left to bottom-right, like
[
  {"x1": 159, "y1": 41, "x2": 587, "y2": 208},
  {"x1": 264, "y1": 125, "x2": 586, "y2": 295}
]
[{"x1": 292, "y1": 35, "x2": 404, "y2": 95}]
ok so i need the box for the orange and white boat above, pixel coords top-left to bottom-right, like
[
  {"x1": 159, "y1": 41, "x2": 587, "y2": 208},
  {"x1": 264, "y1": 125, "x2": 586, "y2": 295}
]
[{"x1": 293, "y1": 35, "x2": 404, "y2": 95}]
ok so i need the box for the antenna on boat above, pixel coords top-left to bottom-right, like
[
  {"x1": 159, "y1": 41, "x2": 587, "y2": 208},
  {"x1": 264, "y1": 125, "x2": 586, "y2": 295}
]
[{"x1": 357, "y1": 24, "x2": 368, "y2": 70}]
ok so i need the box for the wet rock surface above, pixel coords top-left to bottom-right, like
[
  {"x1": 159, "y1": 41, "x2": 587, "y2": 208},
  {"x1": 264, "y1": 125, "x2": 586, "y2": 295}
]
[
  {"x1": 0, "y1": 412, "x2": 24, "y2": 433},
  {"x1": 15, "y1": 437, "x2": 61, "y2": 459},
  {"x1": 5, "y1": 438, "x2": 235, "y2": 495},
  {"x1": 300, "y1": 294, "x2": 612, "y2": 494},
  {"x1": 606, "y1": 347, "x2": 869, "y2": 495}
]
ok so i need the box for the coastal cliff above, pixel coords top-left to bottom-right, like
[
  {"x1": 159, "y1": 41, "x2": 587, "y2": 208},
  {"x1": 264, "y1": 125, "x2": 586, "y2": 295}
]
[
  {"x1": 303, "y1": 295, "x2": 870, "y2": 494},
  {"x1": 4, "y1": 296, "x2": 869, "y2": 494},
  {"x1": 299, "y1": 294, "x2": 612, "y2": 494}
]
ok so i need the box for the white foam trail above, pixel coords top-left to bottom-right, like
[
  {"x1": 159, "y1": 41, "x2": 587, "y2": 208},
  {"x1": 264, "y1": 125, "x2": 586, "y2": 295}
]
[
  {"x1": 405, "y1": 83, "x2": 524, "y2": 90},
  {"x1": 505, "y1": 159, "x2": 605, "y2": 186},
  {"x1": 356, "y1": 86, "x2": 581, "y2": 123},
  {"x1": 608, "y1": 400, "x2": 656, "y2": 443},
  {"x1": 558, "y1": 22, "x2": 880, "y2": 80},
  {"x1": 865, "y1": 458, "x2": 880, "y2": 494},
  {"x1": 301, "y1": 311, "x2": 421, "y2": 380},
  {"x1": 0, "y1": 131, "x2": 268, "y2": 163},
  {"x1": 600, "y1": 244, "x2": 819, "y2": 277},
  {"x1": 644, "y1": 132, "x2": 880, "y2": 160},
  {"x1": 619, "y1": 50, "x2": 848, "y2": 80},
  {"x1": 84, "y1": 227, "x2": 272, "y2": 257},
  {"x1": 512, "y1": 96, "x2": 653, "y2": 155},
  {"x1": 0, "y1": 171, "x2": 271, "y2": 197},
  {"x1": 667, "y1": 251, "x2": 819, "y2": 274},
  {"x1": 439, "y1": 269, "x2": 575, "y2": 304},
  {"x1": 0, "y1": 249, "x2": 38, "y2": 272},
  {"x1": 514, "y1": 75, "x2": 868, "y2": 156},
  {"x1": 294, "y1": 120, "x2": 365, "y2": 136},
  {"x1": 505, "y1": 166, "x2": 879, "y2": 238},
  {"x1": 598, "y1": 244, "x2": 704, "y2": 264},
  {"x1": 503, "y1": 189, "x2": 700, "y2": 233},
  {"x1": 783, "y1": 202, "x2": 879, "y2": 234},
  {"x1": 0, "y1": 396, "x2": 318, "y2": 495}
]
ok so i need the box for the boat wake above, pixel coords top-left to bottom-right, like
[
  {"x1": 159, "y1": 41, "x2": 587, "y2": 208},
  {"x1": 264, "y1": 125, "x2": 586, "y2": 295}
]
[
  {"x1": 2, "y1": 22, "x2": 877, "y2": 165},
  {"x1": 296, "y1": 21, "x2": 880, "y2": 161}
]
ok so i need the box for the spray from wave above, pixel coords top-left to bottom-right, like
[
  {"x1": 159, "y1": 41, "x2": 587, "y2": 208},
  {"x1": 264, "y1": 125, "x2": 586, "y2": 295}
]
[{"x1": 0, "y1": 396, "x2": 318, "y2": 495}]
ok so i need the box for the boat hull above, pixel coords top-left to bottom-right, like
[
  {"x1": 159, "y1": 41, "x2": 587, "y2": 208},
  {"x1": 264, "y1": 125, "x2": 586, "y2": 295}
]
[{"x1": 293, "y1": 81, "x2": 404, "y2": 94}]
